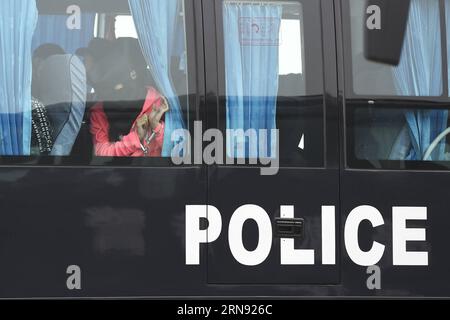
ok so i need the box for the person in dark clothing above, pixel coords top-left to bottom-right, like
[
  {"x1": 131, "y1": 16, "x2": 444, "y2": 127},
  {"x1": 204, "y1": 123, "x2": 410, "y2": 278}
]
[{"x1": 76, "y1": 38, "x2": 114, "y2": 90}]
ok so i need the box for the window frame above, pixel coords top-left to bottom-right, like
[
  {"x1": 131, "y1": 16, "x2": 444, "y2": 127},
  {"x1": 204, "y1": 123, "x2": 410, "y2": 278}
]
[
  {"x1": 0, "y1": 0, "x2": 202, "y2": 168},
  {"x1": 212, "y1": 0, "x2": 329, "y2": 169},
  {"x1": 342, "y1": 0, "x2": 450, "y2": 171},
  {"x1": 346, "y1": 99, "x2": 450, "y2": 170},
  {"x1": 342, "y1": 0, "x2": 450, "y2": 103}
]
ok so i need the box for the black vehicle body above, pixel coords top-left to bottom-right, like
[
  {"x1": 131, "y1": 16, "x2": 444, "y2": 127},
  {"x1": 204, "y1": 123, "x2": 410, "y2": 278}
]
[{"x1": 0, "y1": 0, "x2": 447, "y2": 298}]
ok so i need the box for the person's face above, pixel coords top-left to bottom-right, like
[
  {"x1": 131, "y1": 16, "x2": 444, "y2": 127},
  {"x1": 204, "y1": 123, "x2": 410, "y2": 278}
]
[{"x1": 96, "y1": 64, "x2": 146, "y2": 103}]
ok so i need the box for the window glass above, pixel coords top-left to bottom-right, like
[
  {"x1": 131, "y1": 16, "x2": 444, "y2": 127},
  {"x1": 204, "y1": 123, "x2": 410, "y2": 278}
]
[
  {"x1": 0, "y1": 0, "x2": 190, "y2": 163},
  {"x1": 349, "y1": 105, "x2": 450, "y2": 168},
  {"x1": 279, "y1": 19, "x2": 303, "y2": 75},
  {"x1": 115, "y1": 15, "x2": 138, "y2": 38},
  {"x1": 221, "y1": 0, "x2": 324, "y2": 167},
  {"x1": 346, "y1": 0, "x2": 450, "y2": 168},
  {"x1": 348, "y1": 0, "x2": 443, "y2": 97}
]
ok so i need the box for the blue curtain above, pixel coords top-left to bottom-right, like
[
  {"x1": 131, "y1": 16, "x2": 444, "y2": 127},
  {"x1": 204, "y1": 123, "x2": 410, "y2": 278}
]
[
  {"x1": 128, "y1": 0, "x2": 186, "y2": 157},
  {"x1": 223, "y1": 3, "x2": 282, "y2": 158},
  {"x1": 391, "y1": 0, "x2": 447, "y2": 161},
  {"x1": 446, "y1": 0, "x2": 450, "y2": 94},
  {"x1": 0, "y1": 0, "x2": 38, "y2": 155},
  {"x1": 32, "y1": 14, "x2": 95, "y2": 55}
]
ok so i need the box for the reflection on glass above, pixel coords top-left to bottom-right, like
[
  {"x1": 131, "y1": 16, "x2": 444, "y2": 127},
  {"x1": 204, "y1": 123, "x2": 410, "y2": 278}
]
[
  {"x1": 348, "y1": 0, "x2": 449, "y2": 163},
  {"x1": 0, "y1": 0, "x2": 190, "y2": 159},
  {"x1": 222, "y1": 0, "x2": 324, "y2": 167}
]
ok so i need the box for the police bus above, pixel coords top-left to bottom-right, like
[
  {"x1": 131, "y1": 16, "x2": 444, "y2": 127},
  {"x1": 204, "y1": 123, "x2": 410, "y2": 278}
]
[{"x1": 0, "y1": 0, "x2": 447, "y2": 298}]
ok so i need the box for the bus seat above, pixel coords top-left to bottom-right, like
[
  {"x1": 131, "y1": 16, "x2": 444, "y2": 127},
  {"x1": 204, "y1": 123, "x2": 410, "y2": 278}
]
[{"x1": 38, "y1": 54, "x2": 87, "y2": 156}]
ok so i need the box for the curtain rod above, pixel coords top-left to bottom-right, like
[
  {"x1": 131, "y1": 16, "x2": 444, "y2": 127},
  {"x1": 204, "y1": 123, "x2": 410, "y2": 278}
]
[{"x1": 224, "y1": 0, "x2": 300, "y2": 6}]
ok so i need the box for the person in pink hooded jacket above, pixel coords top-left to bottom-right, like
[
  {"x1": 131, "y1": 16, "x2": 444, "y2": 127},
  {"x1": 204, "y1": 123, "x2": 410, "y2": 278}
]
[{"x1": 88, "y1": 38, "x2": 169, "y2": 157}]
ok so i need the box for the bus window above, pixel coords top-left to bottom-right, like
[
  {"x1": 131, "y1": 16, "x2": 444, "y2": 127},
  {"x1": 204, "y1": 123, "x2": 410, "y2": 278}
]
[
  {"x1": 221, "y1": 0, "x2": 324, "y2": 167},
  {"x1": 0, "y1": 0, "x2": 191, "y2": 164},
  {"x1": 348, "y1": 0, "x2": 443, "y2": 97},
  {"x1": 344, "y1": 0, "x2": 450, "y2": 169}
]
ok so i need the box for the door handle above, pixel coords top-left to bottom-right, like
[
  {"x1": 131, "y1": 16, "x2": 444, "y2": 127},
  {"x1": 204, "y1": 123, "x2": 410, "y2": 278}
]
[{"x1": 273, "y1": 218, "x2": 304, "y2": 239}]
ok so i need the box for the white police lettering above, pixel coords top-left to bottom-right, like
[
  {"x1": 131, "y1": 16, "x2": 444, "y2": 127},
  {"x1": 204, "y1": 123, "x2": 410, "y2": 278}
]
[
  {"x1": 392, "y1": 207, "x2": 428, "y2": 266},
  {"x1": 185, "y1": 205, "x2": 222, "y2": 265},
  {"x1": 345, "y1": 205, "x2": 385, "y2": 266},
  {"x1": 228, "y1": 205, "x2": 272, "y2": 266},
  {"x1": 280, "y1": 206, "x2": 314, "y2": 265},
  {"x1": 185, "y1": 205, "x2": 429, "y2": 267}
]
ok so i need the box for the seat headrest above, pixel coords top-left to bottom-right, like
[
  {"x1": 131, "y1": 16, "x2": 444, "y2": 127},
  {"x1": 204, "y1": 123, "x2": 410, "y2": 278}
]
[
  {"x1": 38, "y1": 54, "x2": 85, "y2": 107},
  {"x1": 37, "y1": 54, "x2": 87, "y2": 155}
]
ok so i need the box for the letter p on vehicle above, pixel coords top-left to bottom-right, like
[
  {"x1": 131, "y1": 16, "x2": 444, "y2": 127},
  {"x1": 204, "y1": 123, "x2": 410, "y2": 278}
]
[{"x1": 186, "y1": 205, "x2": 222, "y2": 265}]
